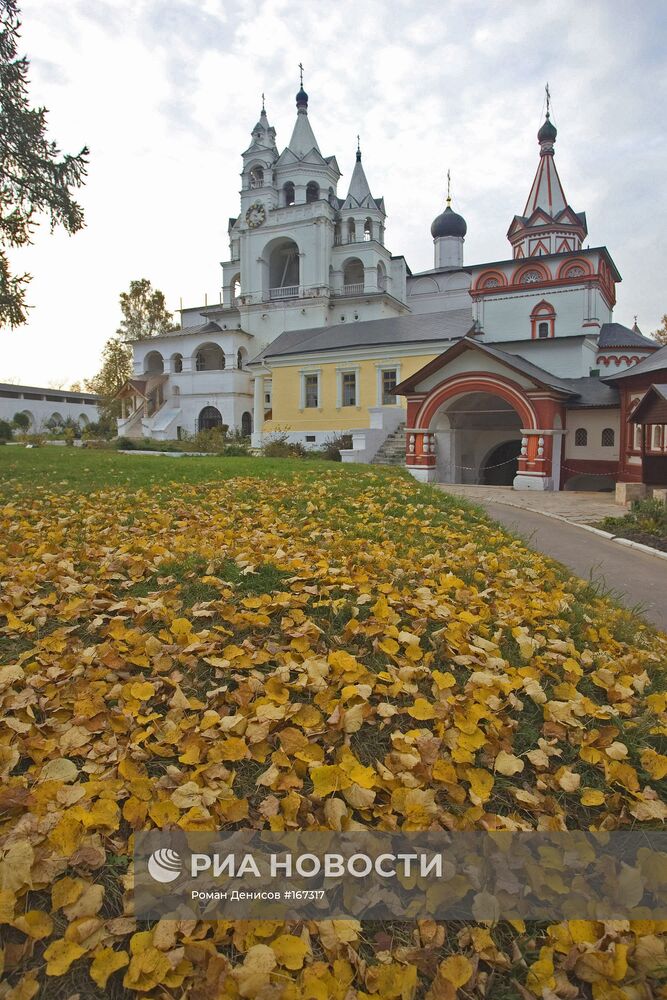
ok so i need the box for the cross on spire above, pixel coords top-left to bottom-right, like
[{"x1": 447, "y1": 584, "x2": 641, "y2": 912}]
[
  {"x1": 545, "y1": 81, "x2": 551, "y2": 118},
  {"x1": 446, "y1": 169, "x2": 451, "y2": 206},
  {"x1": 299, "y1": 62, "x2": 304, "y2": 87},
  {"x1": 261, "y1": 92, "x2": 265, "y2": 112}
]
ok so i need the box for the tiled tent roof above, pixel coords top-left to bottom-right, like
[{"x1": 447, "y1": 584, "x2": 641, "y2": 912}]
[{"x1": 598, "y1": 323, "x2": 659, "y2": 350}]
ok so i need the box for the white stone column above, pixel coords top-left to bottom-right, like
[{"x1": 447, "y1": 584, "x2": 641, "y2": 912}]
[{"x1": 251, "y1": 374, "x2": 265, "y2": 449}]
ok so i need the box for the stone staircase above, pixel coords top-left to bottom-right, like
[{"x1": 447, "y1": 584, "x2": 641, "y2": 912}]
[{"x1": 370, "y1": 422, "x2": 406, "y2": 466}]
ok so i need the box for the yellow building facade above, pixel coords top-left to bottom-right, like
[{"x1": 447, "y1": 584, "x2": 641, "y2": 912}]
[{"x1": 264, "y1": 351, "x2": 439, "y2": 434}]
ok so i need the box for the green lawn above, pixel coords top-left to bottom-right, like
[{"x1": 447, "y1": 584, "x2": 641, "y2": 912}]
[{"x1": 0, "y1": 444, "x2": 359, "y2": 493}]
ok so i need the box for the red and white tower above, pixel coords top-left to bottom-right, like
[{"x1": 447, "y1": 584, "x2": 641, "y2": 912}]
[{"x1": 507, "y1": 94, "x2": 587, "y2": 259}]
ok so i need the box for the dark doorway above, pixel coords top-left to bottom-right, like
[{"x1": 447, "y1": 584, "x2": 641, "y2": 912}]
[{"x1": 481, "y1": 439, "x2": 521, "y2": 485}]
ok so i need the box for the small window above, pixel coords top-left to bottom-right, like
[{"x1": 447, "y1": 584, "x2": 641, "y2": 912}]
[
  {"x1": 237, "y1": 349, "x2": 244, "y2": 369},
  {"x1": 306, "y1": 181, "x2": 319, "y2": 203},
  {"x1": 537, "y1": 322, "x2": 549, "y2": 339},
  {"x1": 283, "y1": 182, "x2": 295, "y2": 206},
  {"x1": 574, "y1": 428, "x2": 587, "y2": 447},
  {"x1": 364, "y1": 218, "x2": 372, "y2": 241},
  {"x1": 633, "y1": 424, "x2": 643, "y2": 451},
  {"x1": 651, "y1": 425, "x2": 663, "y2": 451},
  {"x1": 342, "y1": 372, "x2": 356, "y2": 407},
  {"x1": 173, "y1": 353, "x2": 183, "y2": 373},
  {"x1": 304, "y1": 374, "x2": 319, "y2": 408},
  {"x1": 306, "y1": 435, "x2": 316, "y2": 443},
  {"x1": 382, "y1": 369, "x2": 397, "y2": 404},
  {"x1": 601, "y1": 428, "x2": 615, "y2": 447}
]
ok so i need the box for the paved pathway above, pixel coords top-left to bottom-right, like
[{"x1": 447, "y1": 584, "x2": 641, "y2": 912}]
[
  {"x1": 437, "y1": 484, "x2": 622, "y2": 524},
  {"x1": 437, "y1": 486, "x2": 667, "y2": 630}
]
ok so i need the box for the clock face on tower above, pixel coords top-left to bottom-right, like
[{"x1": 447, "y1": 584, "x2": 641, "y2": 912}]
[{"x1": 245, "y1": 202, "x2": 266, "y2": 228}]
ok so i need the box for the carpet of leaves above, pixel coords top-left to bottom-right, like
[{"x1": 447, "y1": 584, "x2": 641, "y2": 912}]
[{"x1": 1, "y1": 465, "x2": 667, "y2": 1000}]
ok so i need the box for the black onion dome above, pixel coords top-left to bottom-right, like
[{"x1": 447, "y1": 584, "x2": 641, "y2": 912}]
[
  {"x1": 296, "y1": 87, "x2": 308, "y2": 107},
  {"x1": 537, "y1": 115, "x2": 557, "y2": 143},
  {"x1": 431, "y1": 205, "x2": 467, "y2": 239}
]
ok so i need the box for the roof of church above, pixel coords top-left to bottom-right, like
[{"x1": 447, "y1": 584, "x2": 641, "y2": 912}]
[
  {"x1": 253, "y1": 309, "x2": 473, "y2": 362},
  {"x1": 0, "y1": 382, "x2": 100, "y2": 401},
  {"x1": 603, "y1": 343, "x2": 667, "y2": 380},
  {"x1": 558, "y1": 377, "x2": 620, "y2": 408},
  {"x1": 597, "y1": 323, "x2": 658, "y2": 350}
]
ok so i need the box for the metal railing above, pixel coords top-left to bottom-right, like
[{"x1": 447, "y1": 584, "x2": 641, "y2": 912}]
[{"x1": 269, "y1": 286, "x2": 299, "y2": 300}]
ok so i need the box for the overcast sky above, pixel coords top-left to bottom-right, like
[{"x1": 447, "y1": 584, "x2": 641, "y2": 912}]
[{"x1": 3, "y1": 0, "x2": 666, "y2": 386}]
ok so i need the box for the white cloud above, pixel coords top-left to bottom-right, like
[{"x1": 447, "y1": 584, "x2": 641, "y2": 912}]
[{"x1": 3, "y1": 0, "x2": 666, "y2": 385}]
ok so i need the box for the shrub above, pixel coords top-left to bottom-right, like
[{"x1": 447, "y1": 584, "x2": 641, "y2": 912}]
[
  {"x1": 262, "y1": 432, "x2": 306, "y2": 459},
  {"x1": 64, "y1": 427, "x2": 76, "y2": 446},
  {"x1": 192, "y1": 427, "x2": 229, "y2": 453},
  {"x1": 0, "y1": 419, "x2": 13, "y2": 441},
  {"x1": 115, "y1": 436, "x2": 136, "y2": 450},
  {"x1": 320, "y1": 433, "x2": 353, "y2": 462}
]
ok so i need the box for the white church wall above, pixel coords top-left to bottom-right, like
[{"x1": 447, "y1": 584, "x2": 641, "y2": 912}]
[
  {"x1": 564, "y1": 409, "x2": 620, "y2": 460},
  {"x1": 0, "y1": 386, "x2": 99, "y2": 431},
  {"x1": 507, "y1": 337, "x2": 597, "y2": 378},
  {"x1": 478, "y1": 285, "x2": 596, "y2": 343},
  {"x1": 406, "y1": 270, "x2": 471, "y2": 315}
]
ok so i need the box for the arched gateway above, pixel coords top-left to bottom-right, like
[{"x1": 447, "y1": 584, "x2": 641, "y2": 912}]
[{"x1": 395, "y1": 338, "x2": 569, "y2": 491}]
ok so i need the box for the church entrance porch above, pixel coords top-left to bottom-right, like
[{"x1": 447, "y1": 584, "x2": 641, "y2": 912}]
[{"x1": 429, "y1": 391, "x2": 523, "y2": 486}]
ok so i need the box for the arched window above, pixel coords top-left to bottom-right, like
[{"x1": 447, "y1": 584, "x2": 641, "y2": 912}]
[
  {"x1": 198, "y1": 406, "x2": 223, "y2": 431},
  {"x1": 601, "y1": 428, "x2": 615, "y2": 447},
  {"x1": 574, "y1": 428, "x2": 588, "y2": 447},
  {"x1": 172, "y1": 353, "x2": 183, "y2": 373},
  {"x1": 144, "y1": 350, "x2": 164, "y2": 374},
  {"x1": 334, "y1": 222, "x2": 342, "y2": 245},
  {"x1": 343, "y1": 258, "x2": 364, "y2": 292},
  {"x1": 306, "y1": 181, "x2": 319, "y2": 203},
  {"x1": 283, "y1": 182, "x2": 295, "y2": 206},
  {"x1": 347, "y1": 219, "x2": 356, "y2": 242},
  {"x1": 268, "y1": 238, "x2": 300, "y2": 296},
  {"x1": 530, "y1": 300, "x2": 556, "y2": 340},
  {"x1": 195, "y1": 344, "x2": 225, "y2": 371},
  {"x1": 249, "y1": 166, "x2": 264, "y2": 189},
  {"x1": 364, "y1": 218, "x2": 372, "y2": 241},
  {"x1": 230, "y1": 274, "x2": 241, "y2": 305},
  {"x1": 521, "y1": 269, "x2": 543, "y2": 284},
  {"x1": 241, "y1": 411, "x2": 252, "y2": 436},
  {"x1": 377, "y1": 261, "x2": 387, "y2": 291},
  {"x1": 328, "y1": 187, "x2": 336, "y2": 206},
  {"x1": 237, "y1": 347, "x2": 248, "y2": 369}
]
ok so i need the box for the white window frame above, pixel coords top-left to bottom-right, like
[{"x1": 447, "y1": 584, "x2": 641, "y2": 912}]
[
  {"x1": 299, "y1": 368, "x2": 321, "y2": 410},
  {"x1": 336, "y1": 365, "x2": 360, "y2": 409},
  {"x1": 375, "y1": 362, "x2": 402, "y2": 406}
]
